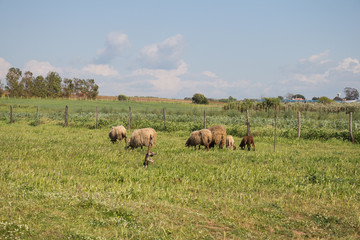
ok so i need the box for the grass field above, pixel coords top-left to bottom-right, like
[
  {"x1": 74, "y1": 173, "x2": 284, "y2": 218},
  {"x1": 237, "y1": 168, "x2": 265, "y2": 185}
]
[{"x1": 0, "y1": 98, "x2": 359, "y2": 239}]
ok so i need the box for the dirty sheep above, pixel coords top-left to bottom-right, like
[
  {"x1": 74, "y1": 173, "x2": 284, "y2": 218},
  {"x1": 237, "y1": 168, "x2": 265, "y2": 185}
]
[
  {"x1": 185, "y1": 129, "x2": 212, "y2": 151},
  {"x1": 226, "y1": 135, "x2": 236, "y2": 150},
  {"x1": 208, "y1": 125, "x2": 226, "y2": 149},
  {"x1": 109, "y1": 125, "x2": 127, "y2": 144},
  {"x1": 126, "y1": 128, "x2": 157, "y2": 149},
  {"x1": 239, "y1": 135, "x2": 255, "y2": 151}
]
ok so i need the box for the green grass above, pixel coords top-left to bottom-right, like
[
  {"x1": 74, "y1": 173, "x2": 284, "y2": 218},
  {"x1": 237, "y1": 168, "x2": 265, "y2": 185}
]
[{"x1": 0, "y1": 122, "x2": 359, "y2": 239}]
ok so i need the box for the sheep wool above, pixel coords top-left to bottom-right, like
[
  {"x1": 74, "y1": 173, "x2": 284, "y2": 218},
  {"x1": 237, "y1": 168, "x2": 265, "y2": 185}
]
[
  {"x1": 127, "y1": 128, "x2": 157, "y2": 149},
  {"x1": 208, "y1": 125, "x2": 226, "y2": 149},
  {"x1": 226, "y1": 135, "x2": 236, "y2": 150},
  {"x1": 185, "y1": 129, "x2": 212, "y2": 151},
  {"x1": 109, "y1": 125, "x2": 127, "y2": 144}
]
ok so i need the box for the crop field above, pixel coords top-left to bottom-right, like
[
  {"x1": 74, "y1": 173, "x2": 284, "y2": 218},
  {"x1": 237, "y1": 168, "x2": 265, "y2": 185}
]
[{"x1": 0, "y1": 98, "x2": 360, "y2": 239}]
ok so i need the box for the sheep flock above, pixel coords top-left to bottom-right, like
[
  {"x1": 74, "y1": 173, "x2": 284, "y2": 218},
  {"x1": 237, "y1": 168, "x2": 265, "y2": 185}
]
[{"x1": 110, "y1": 124, "x2": 255, "y2": 167}]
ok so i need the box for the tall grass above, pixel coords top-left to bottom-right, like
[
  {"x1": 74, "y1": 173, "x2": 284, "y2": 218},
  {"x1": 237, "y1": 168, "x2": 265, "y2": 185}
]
[{"x1": 0, "y1": 122, "x2": 359, "y2": 239}]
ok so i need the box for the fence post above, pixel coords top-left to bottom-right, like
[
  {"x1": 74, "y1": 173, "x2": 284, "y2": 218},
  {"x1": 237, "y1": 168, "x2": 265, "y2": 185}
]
[
  {"x1": 163, "y1": 108, "x2": 167, "y2": 131},
  {"x1": 95, "y1": 106, "x2": 98, "y2": 129},
  {"x1": 274, "y1": 106, "x2": 277, "y2": 153},
  {"x1": 204, "y1": 109, "x2": 207, "y2": 129},
  {"x1": 10, "y1": 105, "x2": 13, "y2": 123},
  {"x1": 246, "y1": 109, "x2": 251, "y2": 136},
  {"x1": 37, "y1": 106, "x2": 39, "y2": 126},
  {"x1": 64, "y1": 105, "x2": 68, "y2": 127},
  {"x1": 128, "y1": 106, "x2": 132, "y2": 130},
  {"x1": 349, "y1": 112, "x2": 354, "y2": 144},
  {"x1": 297, "y1": 111, "x2": 301, "y2": 138}
]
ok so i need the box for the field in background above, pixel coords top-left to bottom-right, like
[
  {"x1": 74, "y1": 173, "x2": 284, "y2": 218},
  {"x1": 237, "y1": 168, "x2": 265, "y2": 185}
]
[{"x1": 0, "y1": 97, "x2": 359, "y2": 239}]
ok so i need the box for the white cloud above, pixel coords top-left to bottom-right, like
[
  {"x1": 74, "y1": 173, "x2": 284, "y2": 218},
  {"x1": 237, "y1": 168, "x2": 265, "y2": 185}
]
[
  {"x1": 0, "y1": 57, "x2": 12, "y2": 80},
  {"x1": 23, "y1": 60, "x2": 62, "y2": 76},
  {"x1": 132, "y1": 60, "x2": 188, "y2": 95},
  {"x1": 138, "y1": 34, "x2": 185, "y2": 69},
  {"x1": 293, "y1": 72, "x2": 330, "y2": 84},
  {"x1": 82, "y1": 64, "x2": 119, "y2": 77},
  {"x1": 202, "y1": 71, "x2": 217, "y2": 78},
  {"x1": 336, "y1": 57, "x2": 360, "y2": 74},
  {"x1": 94, "y1": 32, "x2": 130, "y2": 63},
  {"x1": 300, "y1": 50, "x2": 330, "y2": 63}
]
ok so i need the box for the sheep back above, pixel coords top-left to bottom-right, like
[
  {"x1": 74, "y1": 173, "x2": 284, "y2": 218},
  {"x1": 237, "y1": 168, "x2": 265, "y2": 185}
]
[
  {"x1": 185, "y1": 130, "x2": 202, "y2": 148},
  {"x1": 185, "y1": 129, "x2": 212, "y2": 150},
  {"x1": 109, "y1": 125, "x2": 127, "y2": 143},
  {"x1": 128, "y1": 128, "x2": 157, "y2": 149},
  {"x1": 239, "y1": 135, "x2": 255, "y2": 151},
  {"x1": 226, "y1": 135, "x2": 236, "y2": 150},
  {"x1": 208, "y1": 125, "x2": 226, "y2": 149}
]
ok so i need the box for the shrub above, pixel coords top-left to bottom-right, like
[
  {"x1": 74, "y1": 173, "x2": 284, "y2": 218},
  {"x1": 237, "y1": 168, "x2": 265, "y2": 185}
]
[
  {"x1": 192, "y1": 93, "x2": 209, "y2": 104},
  {"x1": 117, "y1": 95, "x2": 128, "y2": 101}
]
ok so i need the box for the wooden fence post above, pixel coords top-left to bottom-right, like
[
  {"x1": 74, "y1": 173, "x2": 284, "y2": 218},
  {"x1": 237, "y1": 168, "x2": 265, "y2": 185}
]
[
  {"x1": 64, "y1": 105, "x2": 68, "y2": 127},
  {"x1": 274, "y1": 106, "x2": 277, "y2": 153},
  {"x1": 297, "y1": 111, "x2": 301, "y2": 138},
  {"x1": 246, "y1": 109, "x2": 251, "y2": 136},
  {"x1": 204, "y1": 109, "x2": 207, "y2": 129},
  {"x1": 37, "y1": 106, "x2": 39, "y2": 126},
  {"x1": 95, "y1": 106, "x2": 98, "y2": 129},
  {"x1": 10, "y1": 105, "x2": 13, "y2": 123},
  {"x1": 128, "y1": 106, "x2": 132, "y2": 130},
  {"x1": 349, "y1": 112, "x2": 354, "y2": 144},
  {"x1": 163, "y1": 108, "x2": 167, "y2": 131}
]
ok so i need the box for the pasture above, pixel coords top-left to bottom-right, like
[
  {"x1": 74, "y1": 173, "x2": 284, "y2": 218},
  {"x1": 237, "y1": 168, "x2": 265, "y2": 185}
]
[{"x1": 0, "y1": 98, "x2": 359, "y2": 239}]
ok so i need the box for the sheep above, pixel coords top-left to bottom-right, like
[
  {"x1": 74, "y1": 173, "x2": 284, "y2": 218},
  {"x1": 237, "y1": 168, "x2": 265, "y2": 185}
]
[
  {"x1": 109, "y1": 125, "x2": 127, "y2": 144},
  {"x1": 239, "y1": 135, "x2": 255, "y2": 151},
  {"x1": 185, "y1": 129, "x2": 212, "y2": 151},
  {"x1": 126, "y1": 128, "x2": 157, "y2": 150},
  {"x1": 208, "y1": 125, "x2": 226, "y2": 149},
  {"x1": 226, "y1": 135, "x2": 236, "y2": 150}
]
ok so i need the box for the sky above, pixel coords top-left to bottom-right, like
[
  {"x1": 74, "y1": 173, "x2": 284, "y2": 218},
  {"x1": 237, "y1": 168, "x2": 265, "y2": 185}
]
[{"x1": 0, "y1": 0, "x2": 359, "y2": 100}]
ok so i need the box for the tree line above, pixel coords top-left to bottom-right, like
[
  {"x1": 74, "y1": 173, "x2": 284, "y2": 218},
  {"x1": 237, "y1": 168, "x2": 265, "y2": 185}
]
[{"x1": 0, "y1": 67, "x2": 99, "y2": 99}]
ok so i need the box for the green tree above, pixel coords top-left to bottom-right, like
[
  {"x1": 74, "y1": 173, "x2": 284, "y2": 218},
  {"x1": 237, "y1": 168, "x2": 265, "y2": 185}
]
[
  {"x1": 293, "y1": 94, "x2": 305, "y2": 100},
  {"x1": 62, "y1": 78, "x2": 74, "y2": 98},
  {"x1": 84, "y1": 79, "x2": 99, "y2": 100},
  {"x1": 192, "y1": 93, "x2": 209, "y2": 104},
  {"x1": 0, "y1": 80, "x2": 4, "y2": 97},
  {"x1": 5, "y1": 67, "x2": 23, "y2": 97},
  {"x1": 21, "y1": 71, "x2": 34, "y2": 97},
  {"x1": 344, "y1": 87, "x2": 359, "y2": 100},
  {"x1": 263, "y1": 97, "x2": 281, "y2": 111},
  {"x1": 118, "y1": 94, "x2": 128, "y2": 101},
  {"x1": 46, "y1": 72, "x2": 62, "y2": 97},
  {"x1": 32, "y1": 76, "x2": 47, "y2": 98},
  {"x1": 318, "y1": 96, "x2": 333, "y2": 104}
]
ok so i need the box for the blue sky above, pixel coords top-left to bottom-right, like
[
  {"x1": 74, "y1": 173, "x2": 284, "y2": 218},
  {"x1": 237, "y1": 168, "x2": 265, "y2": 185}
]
[{"x1": 0, "y1": 0, "x2": 359, "y2": 99}]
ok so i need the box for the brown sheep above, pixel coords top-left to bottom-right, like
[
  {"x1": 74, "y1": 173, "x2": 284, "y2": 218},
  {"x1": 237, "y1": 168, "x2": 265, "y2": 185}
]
[
  {"x1": 109, "y1": 125, "x2": 127, "y2": 144},
  {"x1": 208, "y1": 125, "x2": 226, "y2": 149},
  {"x1": 226, "y1": 135, "x2": 236, "y2": 150},
  {"x1": 126, "y1": 128, "x2": 157, "y2": 150},
  {"x1": 239, "y1": 135, "x2": 255, "y2": 151},
  {"x1": 185, "y1": 129, "x2": 212, "y2": 151}
]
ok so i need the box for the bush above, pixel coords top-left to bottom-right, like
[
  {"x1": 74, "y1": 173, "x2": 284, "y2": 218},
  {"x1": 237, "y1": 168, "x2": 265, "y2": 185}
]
[
  {"x1": 117, "y1": 95, "x2": 128, "y2": 101},
  {"x1": 192, "y1": 93, "x2": 209, "y2": 104}
]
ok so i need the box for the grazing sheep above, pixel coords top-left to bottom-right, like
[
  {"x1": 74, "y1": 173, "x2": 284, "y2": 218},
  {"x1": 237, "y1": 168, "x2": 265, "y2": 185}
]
[
  {"x1": 226, "y1": 135, "x2": 236, "y2": 150},
  {"x1": 109, "y1": 125, "x2": 127, "y2": 144},
  {"x1": 239, "y1": 135, "x2": 255, "y2": 151},
  {"x1": 185, "y1": 129, "x2": 212, "y2": 151},
  {"x1": 126, "y1": 128, "x2": 157, "y2": 150},
  {"x1": 208, "y1": 125, "x2": 226, "y2": 149}
]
